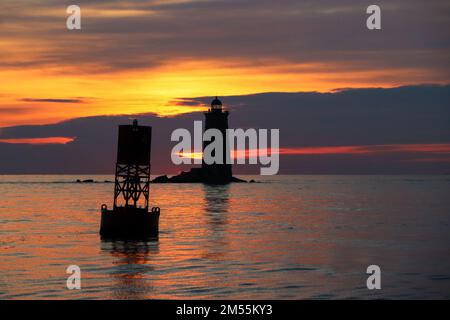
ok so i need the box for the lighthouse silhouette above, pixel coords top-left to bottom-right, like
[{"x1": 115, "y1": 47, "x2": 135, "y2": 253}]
[
  {"x1": 202, "y1": 97, "x2": 232, "y2": 184},
  {"x1": 151, "y1": 96, "x2": 246, "y2": 184}
]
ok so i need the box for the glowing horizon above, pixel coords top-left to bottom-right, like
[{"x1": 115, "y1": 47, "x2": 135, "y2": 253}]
[{"x1": 2, "y1": 60, "x2": 432, "y2": 128}]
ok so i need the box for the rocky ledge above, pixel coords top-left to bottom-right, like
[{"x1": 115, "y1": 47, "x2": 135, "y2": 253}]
[{"x1": 151, "y1": 168, "x2": 249, "y2": 184}]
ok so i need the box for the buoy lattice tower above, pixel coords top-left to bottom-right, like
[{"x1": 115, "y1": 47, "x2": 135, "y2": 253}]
[{"x1": 100, "y1": 119, "x2": 160, "y2": 238}]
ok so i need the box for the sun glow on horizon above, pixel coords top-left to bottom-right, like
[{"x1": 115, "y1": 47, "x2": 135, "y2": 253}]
[{"x1": 0, "y1": 56, "x2": 434, "y2": 128}]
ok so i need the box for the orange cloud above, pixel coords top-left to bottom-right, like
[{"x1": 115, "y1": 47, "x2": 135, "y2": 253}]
[
  {"x1": 0, "y1": 137, "x2": 75, "y2": 145},
  {"x1": 278, "y1": 144, "x2": 450, "y2": 155},
  {"x1": 176, "y1": 143, "x2": 450, "y2": 159},
  {"x1": 1, "y1": 0, "x2": 449, "y2": 128}
]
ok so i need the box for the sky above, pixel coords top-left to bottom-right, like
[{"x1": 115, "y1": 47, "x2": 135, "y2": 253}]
[
  {"x1": 0, "y1": 0, "x2": 449, "y2": 173},
  {"x1": 1, "y1": 86, "x2": 449, "y2": 174}
]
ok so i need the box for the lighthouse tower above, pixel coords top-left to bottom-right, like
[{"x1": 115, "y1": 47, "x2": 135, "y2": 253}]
[{"x1": 202, "y1": 97, "x2": 232, "y2": 184}]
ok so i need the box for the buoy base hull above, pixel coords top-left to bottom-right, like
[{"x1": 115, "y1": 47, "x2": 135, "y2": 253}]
[{"x1": 100, "y1": 207, "x2": 159, "y2": 239}]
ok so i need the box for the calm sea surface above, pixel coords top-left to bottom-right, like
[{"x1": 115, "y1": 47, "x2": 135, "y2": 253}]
[{"x1": 0, "y1": 175, "x2": 449, "y2": 299}]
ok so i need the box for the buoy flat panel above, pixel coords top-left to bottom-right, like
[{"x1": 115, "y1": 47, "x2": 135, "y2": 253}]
[{"x1": 100, "y1": 206, "x2": 160, "y2": 239}]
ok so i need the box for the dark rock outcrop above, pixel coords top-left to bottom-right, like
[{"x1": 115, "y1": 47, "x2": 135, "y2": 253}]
[
  {"x1": 231, "y1": 176, "x2": 247, "y2": 183},
  {"x1": 151, "y1": 175, "x2": 170, "y2": 183},
  {"x1": 76, "y1": 179, "x2": 94, "y2": 183},
  {"x1": 152, "y1": 167, "x2": 247, "y2": 184}
]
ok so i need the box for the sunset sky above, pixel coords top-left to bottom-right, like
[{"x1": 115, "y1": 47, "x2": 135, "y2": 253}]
[
  {"x1": 1, "y1": 0, "x2": 449, "y2": 127},
  {"x1": 0, "y1": 0, "x2": 449, "y2": 173}
]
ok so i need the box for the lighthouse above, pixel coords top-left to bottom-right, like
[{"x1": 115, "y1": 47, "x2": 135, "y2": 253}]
[
  {"x1": 151, "y1": 96, "x2": 246, "y2": 184},
  {"x1": 202, "y1": 97, "x2": 232, "y2": 184}
]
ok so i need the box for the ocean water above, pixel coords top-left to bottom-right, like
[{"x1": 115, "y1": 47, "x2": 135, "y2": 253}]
[{"x1": 0, "y1": 175, "x2": 449, "y2": 299}]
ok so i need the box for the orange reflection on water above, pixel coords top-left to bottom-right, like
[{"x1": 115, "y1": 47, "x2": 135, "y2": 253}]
[{"x1": 1, "y1": 175, "x2": 450, "y2": 299}]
